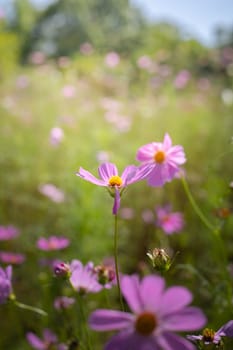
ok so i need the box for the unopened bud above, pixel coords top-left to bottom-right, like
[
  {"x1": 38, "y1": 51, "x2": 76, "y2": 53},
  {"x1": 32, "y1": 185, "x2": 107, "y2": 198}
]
[
  {"x1": 147, "y1": 248, "x2": 171, "y2": 272},
  {"x1": 94, "y1": 265, "x2": 115, "y2": 285},
  {"x1": 53, "y1": 262, "x2": 71, "y2": 278}
]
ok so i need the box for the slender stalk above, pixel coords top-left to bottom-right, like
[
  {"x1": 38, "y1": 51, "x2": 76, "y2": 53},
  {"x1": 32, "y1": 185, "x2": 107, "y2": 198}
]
[
  {"x1": 14, "y1": 300, "x2": 47, "y2": 316},
  {"x1": 181, "y1": 176, "x2": 217, "y2": 233},
  {"x1": 114, "y1": 214, "x2": 124, "y2": 311},
  {"x1": 77, "y1": 294, "x2": 93, "y2": 350}
]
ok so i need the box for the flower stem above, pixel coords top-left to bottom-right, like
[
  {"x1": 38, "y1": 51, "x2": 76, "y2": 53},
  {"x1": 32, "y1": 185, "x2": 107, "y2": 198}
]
[
  {"x1": 14, "y1": 300, "x2": 47, "y2": 316},
  {"x1": 77, "y1": 294, "x2": 93, "y2": 350},
  {"x1": 181, "y1": 176, "x2": 217, "y2": 233},
  {"x1": 114, "y1": 214, "x2": 124, "y2": 311}
]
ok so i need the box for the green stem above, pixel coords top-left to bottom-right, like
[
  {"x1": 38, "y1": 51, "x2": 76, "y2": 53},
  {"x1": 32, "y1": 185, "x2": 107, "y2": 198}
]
[
  {"x1": 77, "y1": 294, "x2": 92, "y2": 350},
  {"x1": 181, "y1": 176, "x2": 217, "y2": 233},
  {"x1": 14, "y1": 300, "x2": 47, "y2": 316},
  {"x1": 114, "y1": 214, "x2": 124, "y2": 311}
]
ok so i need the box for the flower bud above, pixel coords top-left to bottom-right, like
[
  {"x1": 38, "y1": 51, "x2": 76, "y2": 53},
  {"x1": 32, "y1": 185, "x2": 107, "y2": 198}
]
[
  {"x1": 53, "y1": 262, "x2": 71, "y2": 278},
  {"x1": 94, "y1": 265, "x2": 115, "y2": 285},
  {"x1": 147, "y1": 248, "x2": 171, "y2": 272}
]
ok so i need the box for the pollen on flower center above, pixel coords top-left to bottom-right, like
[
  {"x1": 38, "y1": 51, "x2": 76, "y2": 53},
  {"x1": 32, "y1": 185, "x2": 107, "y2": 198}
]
[
  {"x1": 135, "y1": 312, "x2": 157, "y2": 335},
  {"x1": 108, "y1": 175, "x2": 123, "y2": 187},
  {"x1": 202, "y1": 328, "x2": 215, "y2": 342},
  {"x1": 154, "y1": 150, "x2": 166, "y2": 164}
]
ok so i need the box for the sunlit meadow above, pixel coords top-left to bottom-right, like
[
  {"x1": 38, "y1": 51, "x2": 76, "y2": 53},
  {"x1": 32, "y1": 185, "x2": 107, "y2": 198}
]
[{"x1": 0, "y1": 5, "x2": 233, "y2": 349}]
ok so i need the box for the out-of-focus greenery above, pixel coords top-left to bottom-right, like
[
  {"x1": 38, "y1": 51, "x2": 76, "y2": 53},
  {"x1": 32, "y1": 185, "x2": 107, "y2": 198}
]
[{"x1": 0, "y1": 1, "x2": 233, "y2": 349}]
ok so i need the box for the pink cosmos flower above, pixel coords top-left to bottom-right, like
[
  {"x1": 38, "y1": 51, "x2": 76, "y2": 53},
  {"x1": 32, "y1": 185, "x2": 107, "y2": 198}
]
[
  {"x1": 0, "y1": 225, "x2": 20, "y2": 240},
  {"x1": 187, "y1": 320, "x2": 233, "y2": 346},
  {"x1": 76, "y1": 162, "x2": 152, "y2": 215},
  {"x1": 26, "y1": 329, "x2": 67, "y2": 350},
  {"x1": 37, "y1": 236, "x2": 70, "y2": 251},
  {"x1": 174, "y1": 70, "x2": 191, "y2": 89},
  {"x1": 0, "y1": 265, "x2": 12, "y2": 304},
  {"x1": 136, "y1": 133, "x2": 186, "y2": 187},
  {"x1": 89, "y1": 274, "x2": 206, "y2": 350},
  {"x1": 61, "y1": 85, "x2": 76, "y2": 98},
  {"x1": 38, "y1": 184, "x2": 65, "y2": 203},
  {"x1": 69, "y1": 260, "x2": 102, "y2": 294},
  {"x1": 0, "y1": 252, "x2": 25, "y2": 265},
  {"x1": 156, "y1": 206, "x2": 184, "y2": 234}
]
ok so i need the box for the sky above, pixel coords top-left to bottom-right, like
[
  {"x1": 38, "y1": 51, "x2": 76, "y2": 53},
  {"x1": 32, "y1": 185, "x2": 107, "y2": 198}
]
[{"x1": 132, "y1": 0, "x2": 233, "y2": 45}]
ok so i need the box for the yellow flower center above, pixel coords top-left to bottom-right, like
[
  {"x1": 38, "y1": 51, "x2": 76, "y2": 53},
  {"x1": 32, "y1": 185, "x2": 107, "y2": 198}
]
[
  {"x1": 202, "y1": 328, "x2": 215, "y2": 342},
  {"x1": 154, "y1": 150, "x2": 166, "y2": 164},
  {"x1": 135, "y1": 312, "x2": 157, "y2": 336},
  {"x1": 108, "y1": 175, "x2": 123, "y2": 187}
]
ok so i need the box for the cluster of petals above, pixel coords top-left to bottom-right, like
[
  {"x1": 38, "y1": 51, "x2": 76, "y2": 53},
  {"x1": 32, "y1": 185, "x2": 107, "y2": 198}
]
[
  {"x1": 0, "y1": 225, "x2": 19, "y2": 240},
  {"x1": 0, "y1": 251, "x2": 25, "y2": 265},
  {"x1": 136, "y1": 133, "x2": 186, "y2": 187},
  {"x1": 37, "y1": 236, "x2": 70, "y2": 251},
  {"x1": 26, "y1": 329, "x2": 67, "y2": 350},
  {"x1": 0, "y1": 265, "x2": 12, "y2": 304},
  {"x1": 187, "y1": 320, "x2": 233, "y2": 345},
  {"x1": 77, "y1": 162, "x2": 152, "y2": 214},
  {"x1": 156, "y1": 205, "x2": 184, "y2": 234},
  {"x1": 69, "y1": 260, "x2": 103, "y2": 294},
  {"x1": 89, "y1": 274, "x2": 206, "y2": 350}
]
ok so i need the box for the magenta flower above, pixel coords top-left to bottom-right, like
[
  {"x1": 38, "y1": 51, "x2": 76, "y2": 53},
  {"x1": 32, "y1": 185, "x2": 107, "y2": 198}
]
[
  {"x1": 0, "y1": 252, "x2": 25, "y2": 265},
  {"x1": 0, "y1": 225, "x2": 19, "y2": 240},
  {"x1": 136, "y1": 133, "x2": 186, "y2": 187},
  {"x1": 0, "y1": 265, "x2": 12, "y2": 304},
  {"x1": 156, "y1": 206, "x2": 184, "y2": 234},
  {"x1": 89, "y1": 274, "x2": 206, "y2": 350},
  {"x1": 37, "y1": 236, "x2": 70, "y2": 251},
  {"x1": 76, "y1": 162, "x2": 151, "y2": 214},
  {"x1": 69, "y1": 260, "x2": 102, "y2": 294},
  {"x1": 26, "y1": 329, "x2": 67, "y2": 350},
  {"x1": 54, "y1": 296, "x2": 75, "y2": 310},
  {"x1": 187, "y1": 320, "x2": 233, "y2": 346}
]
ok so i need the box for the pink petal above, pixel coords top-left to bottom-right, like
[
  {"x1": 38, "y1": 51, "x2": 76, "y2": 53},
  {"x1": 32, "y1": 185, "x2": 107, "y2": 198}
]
[
  {"x1": 163, "y1": 133, "x2": 172, "y2": 150},
  {"x1": 112, "y1": 189, "x2": 121, "y2": 215},
  {"x1": 89, "y1": 309, "x2": 134, "y2": 331},
  {"x1": 159, "y1": 287, "x2": 193, "y2": 315},
  {"x1": 147, "y1": 166, "x2": 165, "y2": 187},
  {"x1": 121, "y1": 165, "x2": 137, "y2": 184},
  {"x1": 157, "y1": 332, "x2": 195, "y2": 350},
  {"x1": 140, "y1": 275, "x2": 165, "y2": 312},
  {"x1": 98, "y1": 163, "x2": 118, "y2": 181},
  {"x1": 121, "y1": 275, "x2": 144, "y2": 313},
  {"x1": 136, "y1": 144, "x2": 155, "y2": 162},
  {"x1": 77, "y1": 167, "x2": 106, "y2": 186},
  {"x1": 105, "y1": 331, "x2": 160, "y2": 350},
  {"x1": 26, "y1": 333, "x2": 45, "y2": 350},
  {"x1": 163, "y1": 307, "x2": 207, "y2": 331}
]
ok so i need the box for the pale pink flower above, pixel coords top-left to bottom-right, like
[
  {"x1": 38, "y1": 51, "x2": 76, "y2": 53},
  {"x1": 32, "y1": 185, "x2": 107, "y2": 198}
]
[
  {"x1": 156, "y1": 206, "x2": 184, "y2": 234},
  {"x1": 61, "y1": 85, "x2": 76, "y2": 98},
  {"x1": 29, "y1": 51, "x2": 46, "y2": 65},
  {"x1": 105, "y1": 52, "x2": 120, "y2": 68},
  {"x1": 137, "y1": 56, "x2": 152, "y2": 70},
  {"x1": 174, "y1": 70, "x2": 191, "y2": 89},
  {"x1": 37, "y1": 236, "x2": 70, "y2": 251},
  {"x1": 38, "y1": 184, "x2": 65, "y2": 203},
  {"x1": 49, "y1": 127, "x2": 64, "y2": 146},
  {"x1": 136, "y1": 133, "x2": 186, "y2": 187},
  {"x1": 80, "y1": 42, "x2": 94, "y2": 55}
]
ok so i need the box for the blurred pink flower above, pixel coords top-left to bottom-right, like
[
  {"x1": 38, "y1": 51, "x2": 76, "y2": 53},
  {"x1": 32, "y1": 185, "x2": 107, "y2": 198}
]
[
  {"x1": 0, "y1": 225, "x2": 20, "y2": 240},
  {"x1": 57, "y1": 56, "x2": 70, "y2": 68},
  {"x1": 37, "y1": 236, "x2": 70, "y2": 251},
  {"x1": 96, "y1": 150, "x2": 110, "y2": 163},
  {"x1": 27, "y1": 329, "x2": 67, "y2": 350},
  {"x1": 54, "y1": 296, "x2": 75, "y2": 310},
  {"x1": 137, "y1": 56, "x2": 152, "y2": 70},
  {"x1": 49, "y1": 127, "x2": 64, "y2": 146},
  {"x1": 105, "y1": 52, "x2": 120, "y2": 68},
  {"x1": 80, "y1": 42, "x2": 94, "y2": 55},
  {"x1": 61, "y1": 85, "x2": 76, "y2": 98},
  {"x1": 119, "y1": 207, "x2": 134, "y2": 220},
  {"x1": 16, "y1": 75, "x2": 30, "y2": 89},
  {"x1": 141, "y1": 209, "x2": 154, "y2": 224},
  {"x1": 29, "y1": 51, "x2": 46, "y2": 65},
  {"x1": 156, "y1": 206, "x2": 184, "y2": 234},
  {"x1": 174, "y1": 70, "x2": 191, "y2": 89},
  {"x1": 0, "y1": 252, "x2": 25, "y2": 265},
  {"x1": 38, "y1": 184, "x2": 65, "y2": 203}
]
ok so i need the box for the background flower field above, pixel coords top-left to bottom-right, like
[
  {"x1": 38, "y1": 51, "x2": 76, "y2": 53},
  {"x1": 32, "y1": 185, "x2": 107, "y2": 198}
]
[{"x1": 0, "y1": 1, "x2": 233, "y2": 349}]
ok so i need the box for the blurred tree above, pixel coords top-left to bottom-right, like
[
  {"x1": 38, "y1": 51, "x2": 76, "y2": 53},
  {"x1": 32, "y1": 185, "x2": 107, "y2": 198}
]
[{"x1": 20, "y1": 0, "x2": 146, "y2": 58}]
